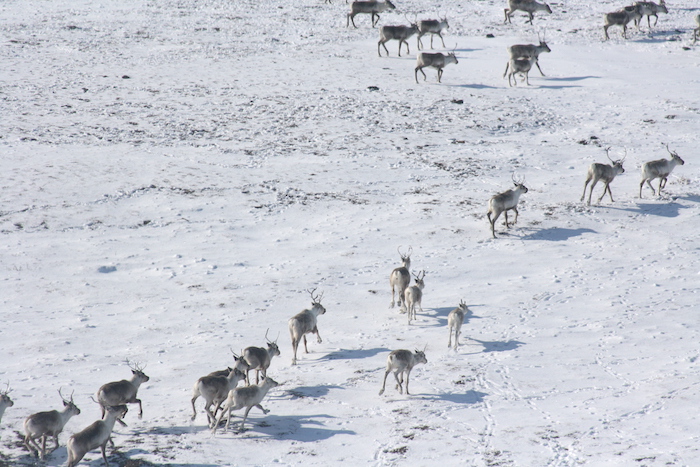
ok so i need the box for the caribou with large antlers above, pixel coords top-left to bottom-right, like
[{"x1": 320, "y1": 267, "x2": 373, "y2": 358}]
[
  {"x1": 95, "y1": 360, "x2": 149, "y2": 421},
  {"x1": 289, "y1": 289, "x2": 327, "y2": 365}
]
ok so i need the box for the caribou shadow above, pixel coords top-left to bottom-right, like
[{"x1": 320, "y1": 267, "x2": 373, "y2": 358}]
[
  {"x1": 320, "y1": 347, "x2": 392, "y2": 361},
  {"x1": 417, "y1": 390, "x2": 488, "y2": 405},
  {"x1": 468, "y1": 338, "x2": 525, "y2": 353},
  {"x1": 522, "y1": 227, "x2": 596, "y2": 241},
  {"x1": 284, "y1": 385, "x2": 344, "y2": 400},
  {"x1": 221, "y1": 414, "x2": 355, "y2": 442}
]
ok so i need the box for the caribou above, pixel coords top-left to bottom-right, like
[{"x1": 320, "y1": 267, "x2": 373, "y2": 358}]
[
  {"x1": 243, "y1": 329, "x2": 281, "y2": 384},
  {"x1": 581, "y1": 147, "x2": 626, "y2": 205},
  {"x1": 635, "y1": 0, "x2": 667, "y2": 29},
  {"x1": 191, "y1": 368, "x2": 246, "y2": 427},
  {"x1": 347, "y1": 0, "x2": 396, "y2": 28},
  {"x1": 639, "y1": 145, "x2": 685, "y2": 198},
  {"x1": 389, "y1": 246, "x2": 412, "y2": 310},
  {"x1": 66, "y1": 404, "x2": 127, "y2": 467},
  {"x1": 504, "y1": 33, "x2": 551, "y2": 77},
  {"x1": 506, "y1": 55, "x2": 537, "y2": 86},
  {"x1": 0, "y1": 383, "x2": 12, "y2": 424},
  {"x1": 212, "y1": 377, "x2": 280, "y2": 433},
  {"x1": 448, "y1": 301, "x2": 468, "y2": 349},
  {"x1": 95, "y1": 360, "x2": 149, "y2": 422},
  {"x1": 504, "y1": 0, "x2": 552, "y2": 25},
  {"x1": 24, "y1": 389, "x2": 81, "y2": 460},
  {"x1": 415, "y1": 50, "x2": 458, "y2": 83},
  {"x1": 604, "y1": 6, "x2": 642, "y2": 40},
  {"x1": 417, "y1": 16, "x2": 449, "y2": 50},
  {"x1": 694, "y1": 14, "x2": 700, "y2": 43},
  {"x1": 378, "y1": 20, "x2": 420, "y2": 57},
  {"x1": 289, "y1": 289, "x2": 327, "y2": 365},
  {"x1": 405, "y1": 270, "x2": 426, "y2": 325},
  {"x1": 379, "y1": 349, "x2": 428, "y2": 395},
  {"x1": 487, "y1": 174, "x2": 529, "y2": 238}
]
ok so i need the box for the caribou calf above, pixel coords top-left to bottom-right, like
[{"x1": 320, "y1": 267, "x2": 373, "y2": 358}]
[
  {"x1": 95, "y1": 360, "x2": 149, "y2": 421},
  {"x1": 289, "y1": 289, "x2": 326, "y2": 365},
  {"x1": 24, "y1": 390, "x2": 81, "y2": 460},
  {"x1": 487, "y1": 174, "x2": 528, "y2": 238},
  {"x1": 66, "y1": 405, "x2": 127, "y2": 467},
  {"x1": 448, "y1": 301, "x2": 468, "y2": 349},
  {"x1": 506, "y1": 55, "x2": 537, "y2": 86},
  {"x1": 504, "y1": 0, "x2": 552, "y2": 24},
  {"x1": 213, "y1": 377, "x2": 280, "y2": 433},
  {"x1": 378, "y1": 22, "x2": 420, "y2": 57},
  {"x1": 405, "y1": 271, "x2": 426, "y2": 324},
  {"x1": 347, "y1": 0, "x2": 396, "y2": 28},
  {"x1": 639, "y1": 145, "x2": 685, "y2": 198},
  {"x1": 581, "y1": 148, "x2": 626, "y2": 205},
  {"x1": 379, "y1": 349, "x2": 428, "y2": 395},
  {"x1": 504, "y1": 38, "x2": 551, "y2": 77},
  {"x1": 191, "y1": 368, "x2": 246, "y2": 427},
  {"x1": 415, "y1": 51, "x2": 458, "y2": 83}
]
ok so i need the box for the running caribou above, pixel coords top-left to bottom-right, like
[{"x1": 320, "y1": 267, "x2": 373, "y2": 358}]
[
  {"x1": 191, "y1": 367, "x2": 246, "y2": 427},
  {"x1": 95, "y1": 360, "x2": 149, "y2": 422},
  {"x1": 581, "y1": 147, "x2": 626, "y2": 205},
  {"x1": 212, "y1": 377, "x2": 280, "y2": 433},
  {"x1": 66, "y1": 404, "x2": 127, "y2": 467},
  {"x1": 24, "y1": 389, "x2": 81, "y2": 460}
]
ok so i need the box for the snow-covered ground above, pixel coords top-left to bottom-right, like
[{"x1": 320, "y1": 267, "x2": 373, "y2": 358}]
[{"x1": 1, "y1": 0, "x2": 699, "y2": 465}]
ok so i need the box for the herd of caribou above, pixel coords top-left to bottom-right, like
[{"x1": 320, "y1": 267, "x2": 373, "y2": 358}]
[
  {"x1": 488, "y1": 144, "x2": 686, "y2": 238},
  {"x1": 0, "y1": 139, "x2": 687, "y2": 463},
  {"x1": 335, "y1": 0, "x2": 700, "y2": 85}
]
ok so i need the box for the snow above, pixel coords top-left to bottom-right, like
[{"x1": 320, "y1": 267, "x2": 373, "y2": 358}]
[{"x1": 1, "y1": 0, "x2": 699, "y2": 465}]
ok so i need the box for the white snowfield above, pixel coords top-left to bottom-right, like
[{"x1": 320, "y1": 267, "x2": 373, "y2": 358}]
[{"x1": 1, "y1": 0, "x2": 699, "y2": 465}]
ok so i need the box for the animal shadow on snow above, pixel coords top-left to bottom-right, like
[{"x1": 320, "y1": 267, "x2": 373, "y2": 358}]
[
  {"x1": 321, "y1": 347, "x2": 391, "y2": 361},
  {"x1": 285, "y1": 384, "x2": 344, "y2": 400},
  {"x1": 225, "y1": 413, "x2": 355, "y2": 442},
  {"x1": 112, "y1": 448, "x2": 219, "y2": 467},
  {"x1": 522, "y1": 227, "x2": 596, "y2": 241},
  {"x1": 612, "y1": 201, "x2": 687, "y2": 218},
  {"x1": 418, "y1": 390, "x2": 488, "y2": 405},
  {"x1": 467, "y1": 338, "x2": 525, "y2": 354}
]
